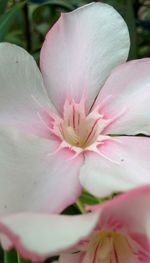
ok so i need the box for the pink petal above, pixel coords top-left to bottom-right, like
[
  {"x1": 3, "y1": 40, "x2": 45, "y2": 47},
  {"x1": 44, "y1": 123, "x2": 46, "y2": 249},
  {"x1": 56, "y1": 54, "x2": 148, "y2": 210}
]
[
  {"x1": 0, "y1": 43, "x2": 56, "y2": 138},
  {"x1": 80, "y1": 136, "x2": 150, "y2": 197},
  {"x1": 95, "y1": 58, "x2": 150, "y2": 135},
  {"x1": 0, "y1": 212, "x2": 99, "y2": 262},
  {"x1": 0, "y1": 127, "x2": 83, "y2": 215},
  {"x1": 88, "y1": 185, "x2": 150, "y2": 236},
  {"x1": 57, "y1": 186, "x2": 150, "y2": 263},
  {"x1": 58, "y1": 253, "x2": 84, "y2": 263},
  {"x1": 40, "y1": 3, "x2": 129, "y2": 113}
]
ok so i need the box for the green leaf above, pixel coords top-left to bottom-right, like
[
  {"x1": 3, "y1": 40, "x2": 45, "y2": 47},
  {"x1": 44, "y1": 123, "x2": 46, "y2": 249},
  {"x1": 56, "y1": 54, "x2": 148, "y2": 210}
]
[
  {"x1": 32, "y1": 0, "x2": 74, "y2": 22},
  {"x1": 4, "y1": 250, "x2": 32, "y2": 263},
  {"x1": 0, "y1": 1, "x2": 26, "y2": 41},
  {"x1": 5, "y1": 30, "x2": 24, "y2": 46},
  {"x1": 0, "y1": 0, "x2": 9, "y2": 15},
  {"x1": 80, "y1": 190, "x2": 99, "y2": 205},
  {"x1": 4, "y1": 250, "x2": 18, "y2": 263},
  {"x1": 126, "y1": 0, "x2": 137, "y2": 59},
  {"x1": 37, "y1": 0, "x2": 74, "y2": 10}
]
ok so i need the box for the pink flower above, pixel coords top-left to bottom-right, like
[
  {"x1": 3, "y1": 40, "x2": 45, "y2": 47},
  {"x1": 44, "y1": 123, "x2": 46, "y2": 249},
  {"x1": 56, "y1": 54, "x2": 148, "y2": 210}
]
[
  {"x1": 0, "y1": 186, "x2": 150, "y2": 262},
  {"x1": 0, "y1": 2, "x2": 150, "y2": 220}
]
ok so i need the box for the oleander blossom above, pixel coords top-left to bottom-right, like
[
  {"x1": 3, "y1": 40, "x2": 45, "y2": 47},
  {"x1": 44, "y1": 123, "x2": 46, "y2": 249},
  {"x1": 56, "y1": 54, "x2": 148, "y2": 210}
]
[
  {"x1": 0, "y1": 2, "x2": 150, "y2": 226},
  {"x1": 0, "y1": 186, "x2": 150, "y2": 262},
  {"x1": 56, "y1": 186, "x2": 150, "y2": 263}
]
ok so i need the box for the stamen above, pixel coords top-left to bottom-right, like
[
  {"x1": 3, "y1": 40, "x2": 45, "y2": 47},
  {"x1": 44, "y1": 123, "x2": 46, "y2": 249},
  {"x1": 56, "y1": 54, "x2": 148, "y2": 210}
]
[
  {"x1": 83, "y1": 117, "x2": 101, "y2": 146},
  {"x1": 65, "y1": 126, "x2": 80, "y2": 145}
]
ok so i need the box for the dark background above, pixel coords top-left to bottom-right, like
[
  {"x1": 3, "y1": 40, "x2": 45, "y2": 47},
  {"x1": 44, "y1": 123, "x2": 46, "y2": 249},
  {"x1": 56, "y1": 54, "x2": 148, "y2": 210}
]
[{"x1": 0, "y1": 0, "x2": 150, "y2": 62}]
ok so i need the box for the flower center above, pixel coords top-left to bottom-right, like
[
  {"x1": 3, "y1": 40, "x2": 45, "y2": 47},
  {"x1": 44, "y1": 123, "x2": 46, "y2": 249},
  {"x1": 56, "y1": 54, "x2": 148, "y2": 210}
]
[
  {"x1": 61, "y1": 99, "x2": 107, "y2": 149},
  {"x1": 81, "y1": 230, "x2": 134, "y2": 263},
  {"x1": 49, "y1": 98, "x2": 109, "y2": 150}
]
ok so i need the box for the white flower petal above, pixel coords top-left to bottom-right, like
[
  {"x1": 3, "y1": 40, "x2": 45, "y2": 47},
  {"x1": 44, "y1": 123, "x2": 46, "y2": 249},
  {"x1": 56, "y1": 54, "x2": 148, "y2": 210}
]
[
  {"x1": 40, "y1": 3, "x2": 130, "y2": 113},
  {"x1": 0, "y1": 128, "x2": 83, "y2": 214},
  {"x1": 0, "y1": 43, "x2": 55, "y2": 137},
  {"x1": 80, "y1": 137, "x2": 150, "y2": 197},
  {"x1": 0, "y1": 212, "x2": 99, "y2": 262},
  {"x1": 95, "y1": 58, "x2": 150, "y2": 135}
]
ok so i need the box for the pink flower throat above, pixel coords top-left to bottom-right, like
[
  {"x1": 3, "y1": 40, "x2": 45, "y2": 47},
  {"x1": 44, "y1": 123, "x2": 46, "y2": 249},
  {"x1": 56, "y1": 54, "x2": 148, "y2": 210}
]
[
  {"x1": 78, "y1": 229, "x2": 144, "y2": 263},
  {"x1": 49, "y1": 98, "x2": 110, "y2": 150}
]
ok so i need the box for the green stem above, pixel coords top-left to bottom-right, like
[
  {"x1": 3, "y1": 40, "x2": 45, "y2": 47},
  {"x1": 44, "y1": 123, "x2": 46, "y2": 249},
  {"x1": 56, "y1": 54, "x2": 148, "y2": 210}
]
[
  {"x1": 76, "y1": 199, "x2": 86, "y2": 214},
  {"x1": 4, "y1": 250, "x2": 32, "y2": 263},
  {"x1": 4, "y1": 250, "x2": 18, "y2": 263},
  {"x1": 4, "y1": 251, "x2": 8, "y2": 263},
  {"x1": 17, "y1": 253, "x2": 31, "y2": 263},
  {"x1": 17, "y1": 253, "x2": 21, "y2": 263}
]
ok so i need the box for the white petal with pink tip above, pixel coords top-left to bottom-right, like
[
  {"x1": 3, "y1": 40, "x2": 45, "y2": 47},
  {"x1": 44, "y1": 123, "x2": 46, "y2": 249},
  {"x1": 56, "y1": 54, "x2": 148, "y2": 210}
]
[
  {"x1": 95, "y1": 58, "x2": 150, "y2": 135},
  {"x1": 0, "y1": 43, "x2": 56, "y2": 138},
  {"x1": 40, "y1": 2, "x2": 130, "y2": 113},
  {"x1": 0, "y1": 212, "x2": 99, "y2": 262},
  {"x1": 80, "y1": 137, "x2": 150, "y2": 197},
  {"x1": 0, "y1": 128, "x2": 83, "y2": 214},
  {"x1": 58, "y1": 186, "x2": 150, "y2": 263}
]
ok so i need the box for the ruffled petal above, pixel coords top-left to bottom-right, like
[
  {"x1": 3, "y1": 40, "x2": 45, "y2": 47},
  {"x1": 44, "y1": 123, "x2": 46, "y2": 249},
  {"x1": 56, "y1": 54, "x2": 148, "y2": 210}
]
[
  {"x1": 80, "y1": 136, "x2": 150, "y2": 197},
  {"x1": 0, "y1": 128, "x2": 83, "y2": 215},
  {"x1": 40, "y1": 2, "x2": 129, "y2": 113},
  {"x1": 0, "y1": 212, "x2": 99, "y2": 262},
  {"x1": 0, "y1": 43, "x2": 55, "y2": 138},
  {"x1": 95, "y1": 58, "x2": 150, "y2": 135}
]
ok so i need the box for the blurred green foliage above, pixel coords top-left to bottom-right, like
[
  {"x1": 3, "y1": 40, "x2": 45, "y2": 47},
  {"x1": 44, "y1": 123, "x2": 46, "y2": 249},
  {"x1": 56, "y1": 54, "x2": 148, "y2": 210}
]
[
  {"x1": 0, "y1": 0, "x2": 150, "y2": 262},
  {"x1": 0, "y1": 0, "x2": 149, "y2": 62}
]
